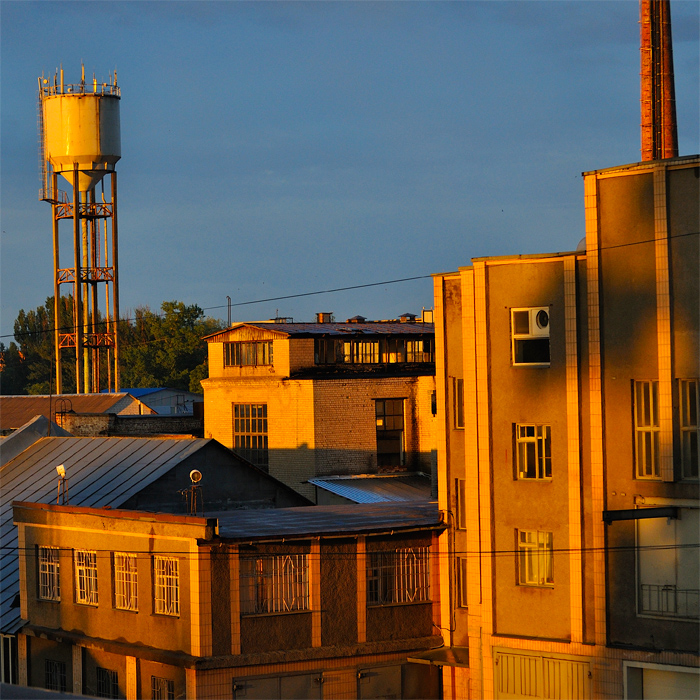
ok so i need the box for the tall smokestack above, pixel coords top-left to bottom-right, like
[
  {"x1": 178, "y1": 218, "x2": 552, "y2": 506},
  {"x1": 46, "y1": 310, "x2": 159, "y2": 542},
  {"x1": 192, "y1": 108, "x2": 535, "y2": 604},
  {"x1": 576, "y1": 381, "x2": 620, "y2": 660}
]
[{"x1": 640, "y1": 0, "x2": 678, "y2": 160}]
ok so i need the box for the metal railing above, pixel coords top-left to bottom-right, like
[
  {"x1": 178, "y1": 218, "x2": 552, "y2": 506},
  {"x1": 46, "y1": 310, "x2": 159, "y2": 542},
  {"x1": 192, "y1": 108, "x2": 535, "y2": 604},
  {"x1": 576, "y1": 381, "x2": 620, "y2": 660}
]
[{"x1": 640, "y1": 584, "x2": 699, "y2": 619}]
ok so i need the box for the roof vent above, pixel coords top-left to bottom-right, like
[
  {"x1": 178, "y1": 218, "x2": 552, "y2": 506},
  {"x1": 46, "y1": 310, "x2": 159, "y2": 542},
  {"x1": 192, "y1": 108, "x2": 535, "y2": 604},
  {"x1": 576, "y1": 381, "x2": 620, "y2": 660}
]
[
  {"x1": 421, "y1": 308, "x2": 434, "y2": 323},
  {"x1": 316, "y1": 312, "x2": 334, "y2": 323},
  {"x1": 399, "y1": 313, "x2": 417, "y2": 323},
  {"x1": 347, "y1": 315, "x2": 366, "y2": 323}
]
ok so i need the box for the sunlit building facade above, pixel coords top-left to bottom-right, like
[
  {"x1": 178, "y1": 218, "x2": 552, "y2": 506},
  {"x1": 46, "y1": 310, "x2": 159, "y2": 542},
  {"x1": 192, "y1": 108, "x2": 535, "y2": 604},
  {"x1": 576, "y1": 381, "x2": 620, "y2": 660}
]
[{"x1": 433, "y1": 155, "x2": 699, "y2": 699}]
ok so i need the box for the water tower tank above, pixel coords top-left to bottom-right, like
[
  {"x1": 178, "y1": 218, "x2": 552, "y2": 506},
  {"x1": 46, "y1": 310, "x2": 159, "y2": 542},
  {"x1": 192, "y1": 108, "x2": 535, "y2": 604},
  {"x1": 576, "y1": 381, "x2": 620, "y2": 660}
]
[{"x1": 42, "y1": 87, "x2": 121, "y2": 192}]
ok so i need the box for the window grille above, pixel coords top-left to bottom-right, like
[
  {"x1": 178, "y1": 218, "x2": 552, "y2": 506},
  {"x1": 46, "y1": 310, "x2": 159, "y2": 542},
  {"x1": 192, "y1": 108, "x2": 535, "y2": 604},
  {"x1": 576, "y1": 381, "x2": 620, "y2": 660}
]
[
  {"x1": 634, "y1": 380, "x2": 660, "y2": 478},
  {"x1": 240, "y1": 554, "x2": 309, "y2": 614},
  {"x1": 153, "y1": 556, "x2": 179, "y2": 616},
  {"x1": 233, "y1": 403, "x2": 268, "y2": 468},
  {"x1": 75, "y1": 550, "x2": 98, "y2": 605},
  {"x1": 45, "y1": 660, "x2": 66, "y2": 692},
  {"x1": 224, "y1": 341, "x2": 273, "y2": 367},
  {"x1": 151, "y1": 676, "x2": 175, "y2": 700},
  {"x1": 518, "y1": 530, "x2": 553, "y2": 586},
  {"x1": 680, "y1": 379, "x2": 699, "y2": 479},
  {"x1": 367, "y1": 547, "x2": 430, "y2": 605},
  {"x1": 516, "y1": 424, "x2": 551, "y2": 479},
  {"x1": 38, "y1": 546, "x2": 60, "y2": 601},
  {"x1": 96, "y1": 667, "x2": 119, "y2": 699},
  {"x1": 114, "y1": 552, "x2": 138, "y2": 611}
]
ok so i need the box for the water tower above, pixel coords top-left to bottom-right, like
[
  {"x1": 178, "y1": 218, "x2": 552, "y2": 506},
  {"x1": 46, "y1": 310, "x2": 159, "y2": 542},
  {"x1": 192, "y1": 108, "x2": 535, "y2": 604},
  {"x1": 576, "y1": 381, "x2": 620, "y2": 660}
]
[{"x1": 38, "y1": 65, "x2": 121, "y2": 394}]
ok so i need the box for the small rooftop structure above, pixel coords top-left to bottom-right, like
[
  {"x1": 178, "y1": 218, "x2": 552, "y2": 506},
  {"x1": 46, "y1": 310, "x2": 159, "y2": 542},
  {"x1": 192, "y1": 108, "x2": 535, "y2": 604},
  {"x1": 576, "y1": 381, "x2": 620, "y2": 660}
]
[{"x1": 309, "y1": 473, "x2": 433, "y2": 505}]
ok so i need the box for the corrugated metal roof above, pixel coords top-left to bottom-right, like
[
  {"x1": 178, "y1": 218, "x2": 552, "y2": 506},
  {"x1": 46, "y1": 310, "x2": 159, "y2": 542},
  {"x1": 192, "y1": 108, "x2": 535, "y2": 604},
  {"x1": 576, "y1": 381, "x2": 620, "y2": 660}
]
[
  {"x1": 205, "y1": 321, "x2": 434, "y2": 341},
  {"x1": 0, "y1": 436, "x2": 210, "y2": 633},
  {"x1": 308, "y1": 474, "x2": 432, "y2": 504},
  {"x1": 214, "y1": 501, "x2": 442, "y2": 540},
  {"x1": 0, "y1": 394, "x2": 150, "y2": 432}
]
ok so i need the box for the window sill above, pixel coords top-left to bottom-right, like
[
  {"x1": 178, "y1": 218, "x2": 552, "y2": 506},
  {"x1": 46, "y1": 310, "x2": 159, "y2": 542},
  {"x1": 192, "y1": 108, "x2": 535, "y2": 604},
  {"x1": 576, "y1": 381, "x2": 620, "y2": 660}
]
[
  {"x1": 517, "y1": 584, "x2": 554, "y2": 589},
  {"x1": 241, "y1": 609, "x2": 310, "y2": 618}
]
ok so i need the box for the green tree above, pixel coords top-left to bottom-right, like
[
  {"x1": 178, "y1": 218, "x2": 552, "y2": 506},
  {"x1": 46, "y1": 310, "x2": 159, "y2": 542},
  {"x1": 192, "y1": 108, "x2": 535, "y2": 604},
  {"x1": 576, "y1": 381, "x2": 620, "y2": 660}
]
[{"x1": 118, "y1": 301, "x2": 222, "y2": 393}]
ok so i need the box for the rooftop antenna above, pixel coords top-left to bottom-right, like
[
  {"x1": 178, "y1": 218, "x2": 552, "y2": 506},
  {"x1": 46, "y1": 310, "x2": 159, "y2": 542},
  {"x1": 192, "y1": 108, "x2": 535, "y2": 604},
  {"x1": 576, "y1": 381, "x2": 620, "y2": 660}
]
[{"x1": 55, "y1": 464, "x2": 68, "y2": 504}]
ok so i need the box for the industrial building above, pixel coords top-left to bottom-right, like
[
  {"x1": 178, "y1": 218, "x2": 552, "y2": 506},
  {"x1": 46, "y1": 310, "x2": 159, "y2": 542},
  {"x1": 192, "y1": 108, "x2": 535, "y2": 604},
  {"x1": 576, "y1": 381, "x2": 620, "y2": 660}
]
[
  {"x1": 13, "y1": 500, "x2": 445, "y2": 699},
  {"x1": 202, "y1": 315, "x2": 437, "y2": 501},
  {"x1": 433, "y1": 154, "x2": 699, "y2": 699}
]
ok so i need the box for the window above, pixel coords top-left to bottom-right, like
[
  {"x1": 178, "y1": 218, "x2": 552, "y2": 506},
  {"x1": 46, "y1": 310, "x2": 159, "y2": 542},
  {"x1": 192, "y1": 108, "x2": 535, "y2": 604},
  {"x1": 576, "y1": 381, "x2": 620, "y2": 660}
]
[
  {"x1": 516, "y1": 424, "x2": 552, "y2": 479},
  {"x1": 233, "y1": 403, "x2": 268, "y2": 469},
  {"x1": 453, "y1": 378, "x2": 464, "y2": 428},
  {"x1": 634, "y1": 380, "x2": 660, "y2": 479},
  {"x1": 638, "y1": 507, "x2": 699, "y2": 619},
  {"x1": 457, "y1": 557, "x2": 468, "y2": 608},
  {"x1": 151, "y1": 676, "x2": 175, "y2": 700},
  {"x1": 153, "y1": 556, "x2": 179, "y2": 616},
  {"x1": 240, "y1": 554, "x2": 309, "y2": 614},
  {"x1": 314, "y1": 338, "x2": 341, "y2": 364},
  {"x1": 406, "y1": 338, "x2": 434, "y2": 363},
  {"x1": 74, "y1": 550, "x2": 98, "y2": 605},
  {"x1": 367, "y1": 547, "x2": 430, "y2": 605},
  {"x1": 375, "y1": 399, "x2": 404, "y2": 467},
  {"x1": 96, "y1": 667, "x2": 119, "y2": 699},
  {"x1": 38, "y1": 546, "x2": 60, "y2": 601},
  {"x1": 455, "y1": 478, "x2": 467, "y2": 530},
  {"x1": 45, "y1": 660, "x2": 66, "y2": 692},
  {"x1": 344, "y1": 340, "x2": 379, "y2": 363},
  {"x1": 511, "y1": 308, "x2": 550, "y2": 366},
  {"x1": 114, "y1": 552, "x2": 138, "y2": 611},
  {"x1": 224, "y1": 341, "x2": 273, "y2": 367},
  {"x1": 680, "y1": 379, "x2": 699, "y2": 479},
  {"x1": 518, "y1": 530, "x2": 553, "y2": 586}
]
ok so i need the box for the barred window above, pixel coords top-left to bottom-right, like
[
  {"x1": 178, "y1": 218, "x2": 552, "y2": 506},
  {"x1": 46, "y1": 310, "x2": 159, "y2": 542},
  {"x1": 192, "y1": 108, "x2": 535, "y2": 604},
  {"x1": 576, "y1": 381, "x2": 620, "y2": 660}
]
[
  {"x1": 518, "y1": 530, "x2": 554, "y2": 586},
  {"x1": 516, "y1": 424, "x2": 551, "y2": 479},
  {"x1": 367, "y1": 547, "x2": 431, "y2": 605},
  {"x1": 114, "y1": 552, "x2": 138, "y2": 611},
  {"x1": 96, "y1": 667, "x2": 119, "y2": 699},
  {"x1": 45, "y1": 659, "x2": 66, "y2": 692},
  {"x1": 38, "y1": 546, "x2": 60, "y2": 601},
  {"x1": 680, "y1": 379, "x2": 699, "y2": 480},
  {"x1": 634, "y1": 380, "x2": 660, "y2": 479},
  {"x1": 224, "y1": 341, "x2": 273, "y2": 367},
  {"x1": 75, "y1": 550, "x2": 98, "y2": 605},
  {"x1": 233, "y1": 403, "x2": 268, "y2": 468},
  {"x1": 151, "y1": 676, "x2": 175, "y2": 700},
  {"x1": 153, "y1": 556, "x2": 179, "y2": 616},
  {"x1": 240, "y1": 554, "x2": 309, "y2": 614}
]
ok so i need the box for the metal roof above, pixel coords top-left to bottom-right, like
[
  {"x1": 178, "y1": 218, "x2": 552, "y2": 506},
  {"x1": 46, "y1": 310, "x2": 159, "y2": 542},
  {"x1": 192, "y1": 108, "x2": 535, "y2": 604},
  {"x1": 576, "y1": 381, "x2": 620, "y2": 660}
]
[
  {"x1": 308, "y1": 473, "x2": 432, "y2": 504},
  {"x1": 0, "y1": 394, "x2": 151, "y2": 432},
  {"x1": 205, "y1": 321, "x2": 434, "y2": 341},
  {"x1": 0, "y1": 436, "x2": 210, "y2": 633},
  {"x1": 213, "y1": 501, "x2": 443, "y2": 540}
]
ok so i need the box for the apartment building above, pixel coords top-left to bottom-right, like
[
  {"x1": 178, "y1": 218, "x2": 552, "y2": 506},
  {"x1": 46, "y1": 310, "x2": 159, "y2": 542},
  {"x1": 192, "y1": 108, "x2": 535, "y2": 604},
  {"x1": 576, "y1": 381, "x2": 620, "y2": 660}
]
[
  {"x1": 13, "y1": 500, "x2": 445, "y2": 699},
  {"x1": 433, "y1": 155, "x2": 699, "y2": 699},
  {"x1": 202, "y1": 315, "x2": 437, "y2": 500}
]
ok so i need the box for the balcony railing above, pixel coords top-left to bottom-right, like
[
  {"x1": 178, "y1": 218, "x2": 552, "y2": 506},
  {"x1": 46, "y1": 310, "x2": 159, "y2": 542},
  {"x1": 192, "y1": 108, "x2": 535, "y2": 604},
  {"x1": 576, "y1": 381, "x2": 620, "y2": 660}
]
[{"x1": 640, "y1": 584, "x2": 699, "y2": 619}]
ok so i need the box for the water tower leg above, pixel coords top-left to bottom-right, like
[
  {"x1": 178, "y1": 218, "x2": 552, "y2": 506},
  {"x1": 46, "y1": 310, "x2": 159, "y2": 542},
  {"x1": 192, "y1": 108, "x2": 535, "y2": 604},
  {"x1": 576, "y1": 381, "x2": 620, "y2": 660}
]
[
  {"x1": 111, "y1": 172, "x2": 120, "y2": 392},
  {"x1": 73, "y1": 165, "x2": 83, "y2": 393},
  {"x1": 52, "y1": 172, "x2": 62, "y2": 394}
]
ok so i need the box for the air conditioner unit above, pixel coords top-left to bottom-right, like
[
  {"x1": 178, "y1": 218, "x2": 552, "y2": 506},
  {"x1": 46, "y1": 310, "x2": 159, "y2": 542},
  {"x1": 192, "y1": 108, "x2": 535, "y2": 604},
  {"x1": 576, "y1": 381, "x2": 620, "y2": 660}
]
[{"x1": 529, "y1": 308, "x2": 550, "y2": 337}]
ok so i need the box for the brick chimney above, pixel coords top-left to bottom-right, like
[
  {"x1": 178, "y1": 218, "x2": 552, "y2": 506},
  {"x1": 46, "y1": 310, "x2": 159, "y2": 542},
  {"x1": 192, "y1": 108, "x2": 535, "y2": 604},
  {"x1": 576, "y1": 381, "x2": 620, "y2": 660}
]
[{"x1": 640, "y1": 0, "x2": 678, "y2": 160}]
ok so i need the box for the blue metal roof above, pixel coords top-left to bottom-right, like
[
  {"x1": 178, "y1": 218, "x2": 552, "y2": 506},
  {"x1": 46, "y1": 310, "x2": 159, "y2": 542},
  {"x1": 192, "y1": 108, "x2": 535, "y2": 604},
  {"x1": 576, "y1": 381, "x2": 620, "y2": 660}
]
[{"x1": 308, "y1": 473, "x2": 432, "y2": 504}]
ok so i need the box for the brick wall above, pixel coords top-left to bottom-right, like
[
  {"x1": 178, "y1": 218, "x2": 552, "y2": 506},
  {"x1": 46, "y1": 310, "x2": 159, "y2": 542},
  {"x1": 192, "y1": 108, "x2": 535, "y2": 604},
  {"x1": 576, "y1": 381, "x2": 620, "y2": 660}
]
[{"x1": 60, "y1": 413, "x2": 203, "y2": 437}]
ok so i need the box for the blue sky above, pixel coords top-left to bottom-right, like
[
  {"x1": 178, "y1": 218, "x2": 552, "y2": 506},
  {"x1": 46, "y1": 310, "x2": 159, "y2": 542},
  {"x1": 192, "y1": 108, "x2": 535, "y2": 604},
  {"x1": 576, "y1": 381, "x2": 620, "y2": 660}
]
[{"x1": 1, "y1": 1, "x2": 698, "y2": 337}]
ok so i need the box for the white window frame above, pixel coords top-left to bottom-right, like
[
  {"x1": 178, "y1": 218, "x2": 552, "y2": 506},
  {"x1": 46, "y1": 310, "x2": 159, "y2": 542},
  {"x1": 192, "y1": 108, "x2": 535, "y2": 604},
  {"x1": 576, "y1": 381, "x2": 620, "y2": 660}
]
[
  {"x1": 38, "y1": 546, "x2": 60, "y2": 601},
  {"x1": 74, "y1": 549, "x2": 98, "y2": 605},
  {"x1": 518, "y1": 530, "x2": 554, "y2": 587},
  {"x1": 240, "y1": 554, "x2": 309, "y2": 614},
  {"x1": 114, "y1": 552, "x2": 138, "y2": 611},
  {"x1": 680, "y1": 379, "x2": 699, "y2": 480},
  {"x1": 634, "y1": 380, "x2": 660, "y2": 479},
  {"x1": 367, "y1": 547, "x2": 431, "y2": 605},
  {"x1": 153, "y1": 556, "x2": 179, "y2": 616},
  {"x1": 511, "y1": 307, "x2": 550, "y2": 367},
  {"x1": 516, "y1": 424, "x2": 552, "y2": 479}
]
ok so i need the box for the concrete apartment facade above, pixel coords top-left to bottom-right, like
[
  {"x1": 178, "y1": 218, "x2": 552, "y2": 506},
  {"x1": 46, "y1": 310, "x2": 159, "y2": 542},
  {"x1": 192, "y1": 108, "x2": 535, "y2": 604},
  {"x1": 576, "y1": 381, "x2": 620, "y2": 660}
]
[
  {"x1": 202, "y1": 318, "x2": 437, "y2": 501},
  {"x1": 433, "y1": 156, "x2": 699, "y2": 699},
  {"x1": 13, "y1": 501, "x2": 445, "y2": 699}
]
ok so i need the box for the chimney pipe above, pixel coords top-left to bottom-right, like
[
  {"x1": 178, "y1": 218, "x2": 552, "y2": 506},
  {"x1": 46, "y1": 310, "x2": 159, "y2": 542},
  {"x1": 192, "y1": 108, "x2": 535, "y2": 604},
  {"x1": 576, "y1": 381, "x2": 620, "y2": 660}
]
[{"x1": 640, "y1": 0, "x2": 678, "y2": 161}]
